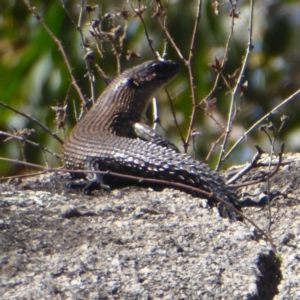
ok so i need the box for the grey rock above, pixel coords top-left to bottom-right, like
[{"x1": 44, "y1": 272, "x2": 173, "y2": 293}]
[{"x1": 1, "y1": 153, "x2": 300, "y2": 299}]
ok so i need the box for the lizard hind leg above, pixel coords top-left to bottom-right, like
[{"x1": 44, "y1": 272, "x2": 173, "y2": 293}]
[
  {"x1": 67, "y1": 159, "x2": 110, "y2": 194},
  {"x1": 84, "y1": 159, "x2": 111, "y2": 194}
]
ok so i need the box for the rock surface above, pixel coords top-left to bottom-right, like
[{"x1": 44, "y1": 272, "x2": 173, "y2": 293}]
[{"x1": 1, "y1": 154, "x2": 300, "y2": 299}]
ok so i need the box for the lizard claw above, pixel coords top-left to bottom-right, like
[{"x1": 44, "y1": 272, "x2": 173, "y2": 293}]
[{"x1": 67, "y1": 176, "x2": 111, "y2": 195}]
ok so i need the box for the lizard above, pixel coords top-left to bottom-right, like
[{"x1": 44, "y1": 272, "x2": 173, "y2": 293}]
[{"x1": 63, "y1": 60, "x2": 241, "y2": 219}]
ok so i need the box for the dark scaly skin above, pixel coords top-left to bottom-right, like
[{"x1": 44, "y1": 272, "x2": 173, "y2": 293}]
[{"x1": 63, "y1": 60, "x2": 241, "y2": 219}]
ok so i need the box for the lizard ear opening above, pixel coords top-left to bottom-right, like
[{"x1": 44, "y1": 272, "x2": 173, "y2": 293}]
[{"x1": 126, "y1": 78, "x2": 142, "y2": 89}]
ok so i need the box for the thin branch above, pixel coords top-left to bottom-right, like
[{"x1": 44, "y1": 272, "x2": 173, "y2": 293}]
[
  {"x1": 147, "y1": 4, "x2": 185, "y2": 142},
  {"x1": 165, "y1": 88, "x2": 186, "y2": 145},
  {"x1": 205, "y1": 131, "x2": 225, "y2": 162},
  {"x1": 160, "y1": 16, "x2": 186, "y2": 62},
  {"x1": 227, "y1": 144, "x2": 264, "y2": 185},
  {"x1": 216, "y1": 0, "x2": 254, "y2": 170},
  {"x1": 0, "y1": 171, "x2": 47, "y2": 181},
  {"x1": 0, "y1": 101, "x2": 63, "y2": 144},
  {"x1": 23, "y1": 0, "x2": 86, "y2": 105},
  {"x1": 228, "y1": 148, "x2": 283, "y2": 191},
  {"x1": 160, "y1": 0, "x2": 202, "y2": 152},
  {"x1": 78, "y1": 1, "x2": 97, "y2": 104},
  {"x1": 204, "y1": 2, "x2": 236, "y2": 101},
  {"x1": 132, "y1": 3, "x2": 185, "y2": 144},
  {"x1": 0, "y1": 131, "x2": 61, "y2": 159},
  {"x1": 131, "y1": 2, "x2": 157, "y2": 58},
  {"x1": 183, "y1": 0, "x2": 202, "y2": 153},
  {"x1": 223, "y1": 87, "x2": 300, "y2": 162}
]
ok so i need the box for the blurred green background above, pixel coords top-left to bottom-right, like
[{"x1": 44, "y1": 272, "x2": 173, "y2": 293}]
[{"x1": 1, "y1": 0, "x2": 300, "y2": 176}]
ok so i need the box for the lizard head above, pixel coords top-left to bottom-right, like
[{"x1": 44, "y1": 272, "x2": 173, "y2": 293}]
[
  {"x1": 113, "y1": 60, "x2": 179, "y2": 121},
  {"x1": 125, "y1": 60, "x2": 179, "y2": 92}
]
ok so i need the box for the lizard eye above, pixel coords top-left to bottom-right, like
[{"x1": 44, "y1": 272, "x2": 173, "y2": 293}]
[{"x1": 149, "y1": 62, "x2": 165, "y2": 73}]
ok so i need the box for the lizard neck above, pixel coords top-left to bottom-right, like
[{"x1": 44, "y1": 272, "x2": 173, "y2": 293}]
[{"x1": 69, "y1": 60, "x2": 179, "y2": 138}]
